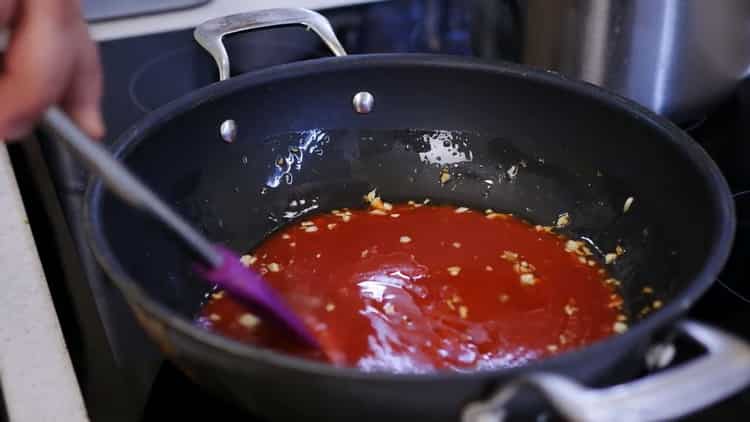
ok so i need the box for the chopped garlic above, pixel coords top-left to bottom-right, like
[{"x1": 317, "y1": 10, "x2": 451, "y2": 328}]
[
  {"x1": 623, "y1": 196, "x2": 635, "y2": 213},
  {"x1": 605, "y1": 253, "x2": 617, "y2": 264},
  {"x1": 240, "y1": 255, "x2": 257, "y2": 267},
  {"x1": 613, "y1": 322, "x2": 628, "y2": 334},
  {"x1": 447, "y1": 266, "x2": 461, "y2": 276},
  {"x1": 365, "y1": 189, "x2": 377, "y2": 203},
  {"x1": 458, "y1": 305, "x2": 468, "y2": 319},
  {"x1": 267, "y1": 262, "x2": 281, "y2": 272},
  {"x1": 400, "y1": 236, "x2": 412, "y2": 244},
  {"x1": 440, "y1": 170, "x2": 451, "y2": 184},
  {"x1": 605, "y1": 278, "x2": 621, "y2": 286},
  {"x1": 455, "y1": 207, "x2": 469, "y2": 214},
  {"x1": 564, "y1": 240, "x2": 581, "y2": 253},
  {"x1": 555, "y1": 212, "x2": 571, "y2": 228},
  {"x1": 520, "y1": 273, "x2": 536, "y2": 285},
  {"x1": 501, "y1": 250, "x2": 519, "y2": 261},
  {"x1": 304, "y1": 226, "x2": 319, "y2": 233},
  {"x1": 238, "y1": 313, "x2": 260, "y2": 328}
]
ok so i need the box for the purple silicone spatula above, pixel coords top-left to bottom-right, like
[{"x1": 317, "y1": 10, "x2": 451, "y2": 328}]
[{"x1": 40, "y1": 107, "x2": 320, "y2": 349}]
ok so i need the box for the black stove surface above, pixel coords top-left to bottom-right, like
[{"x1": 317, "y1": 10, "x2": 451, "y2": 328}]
[{"x1": 9, "y1": 0, "x2": 750, "y2": 420}]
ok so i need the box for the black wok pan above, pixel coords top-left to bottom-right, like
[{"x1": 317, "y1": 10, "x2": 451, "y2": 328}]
[{"x1": 81, "y1": 8, "x2": 750, "y2": 421}]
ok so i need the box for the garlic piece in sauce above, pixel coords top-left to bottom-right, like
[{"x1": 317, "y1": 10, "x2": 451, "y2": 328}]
[
  {"x1": 240, "y1": 254, "x2": 257, "y2": 267},
  {"x1": 238, "y1": 313, "x2": 260, "y2": 328}
]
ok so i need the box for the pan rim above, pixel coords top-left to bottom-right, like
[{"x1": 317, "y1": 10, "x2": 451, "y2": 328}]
[{"x1": 83, "y1": 53, "x2": 736, "y2": 383}]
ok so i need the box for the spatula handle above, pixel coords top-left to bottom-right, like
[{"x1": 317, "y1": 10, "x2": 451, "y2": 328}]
[{"x1": 40, "y1": 107, "x2": 223, "y2": 268}]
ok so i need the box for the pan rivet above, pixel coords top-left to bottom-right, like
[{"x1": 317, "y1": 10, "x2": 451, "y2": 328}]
[
  {"x1": 220, "y1": 119, "x2": 237, "y2": 143},
  {"x1": 353, "y1": 91, "x2": 375, "y2": 114}
]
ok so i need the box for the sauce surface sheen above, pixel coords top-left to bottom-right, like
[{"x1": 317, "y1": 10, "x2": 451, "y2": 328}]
[{"x1": 198, "y1": 202, "x2": 623, "y2": 373}]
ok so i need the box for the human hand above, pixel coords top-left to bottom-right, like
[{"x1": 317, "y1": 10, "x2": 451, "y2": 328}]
[{"x1": 0, "y1": 0, "x2": 104, "y2": 141}]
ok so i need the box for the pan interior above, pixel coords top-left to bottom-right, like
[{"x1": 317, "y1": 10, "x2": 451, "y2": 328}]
[{"x1": 91, "y1": 58, "x2": 728, "y2": 358}]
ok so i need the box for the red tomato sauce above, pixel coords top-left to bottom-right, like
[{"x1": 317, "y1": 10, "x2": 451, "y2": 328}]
[{"x1": 198, "y1": 199, "x2": 625, "y2": 373}]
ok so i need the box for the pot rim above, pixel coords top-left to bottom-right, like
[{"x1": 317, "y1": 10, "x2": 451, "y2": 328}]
[{"x1": 83, "y1": 53, "x2": 736, "y2": 382}]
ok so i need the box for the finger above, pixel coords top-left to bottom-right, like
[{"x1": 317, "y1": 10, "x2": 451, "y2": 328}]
[
  {"x1": 0, "y1": 0, "x2": 17, "y2": 27},
  {"x1": 0, "y1": 0, "x2": 78, "y2": 139},
  {"x1": 62, "y1": 28, "x2": 105, "y2": 139}
]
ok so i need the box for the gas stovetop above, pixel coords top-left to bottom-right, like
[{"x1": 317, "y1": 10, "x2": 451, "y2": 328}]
[{"x1": 7, "y1": 0, "x2": 750, "y2": 420}]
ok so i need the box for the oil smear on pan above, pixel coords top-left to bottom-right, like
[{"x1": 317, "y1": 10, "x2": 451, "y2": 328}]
[
  {"x1": 264, "y1": 129, "x2": 477, "y2": 192},
  {"x1": 266, "y1": 129, "x2": 331, "y2": 189},
  {"x1": 259, "y1": 128, "x2": 525, "y2": 217},
  {"x1": 417, "y1": 130, "x2": 473, "y2": 166}
]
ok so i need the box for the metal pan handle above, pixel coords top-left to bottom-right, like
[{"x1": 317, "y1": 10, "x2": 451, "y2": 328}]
[
  {"x1": 194, "y1": 8, "x2": 347, "y2": 82},
  {"x1": 463, "y1": 320, "x2": 750, "y2": 422}
]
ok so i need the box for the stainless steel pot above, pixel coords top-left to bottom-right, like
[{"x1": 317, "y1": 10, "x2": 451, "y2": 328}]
[{"x1": 519, "y1": 0, "x2": 750, "y2": 123}]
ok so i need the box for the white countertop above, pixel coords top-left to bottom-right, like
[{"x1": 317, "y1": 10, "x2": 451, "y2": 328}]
[
  {"x1": 0, "y1": 145, "x2": 88, "y2": 422},
  {"x1": 0, "y1": 1, "x2": 376, "y2": 421}
]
